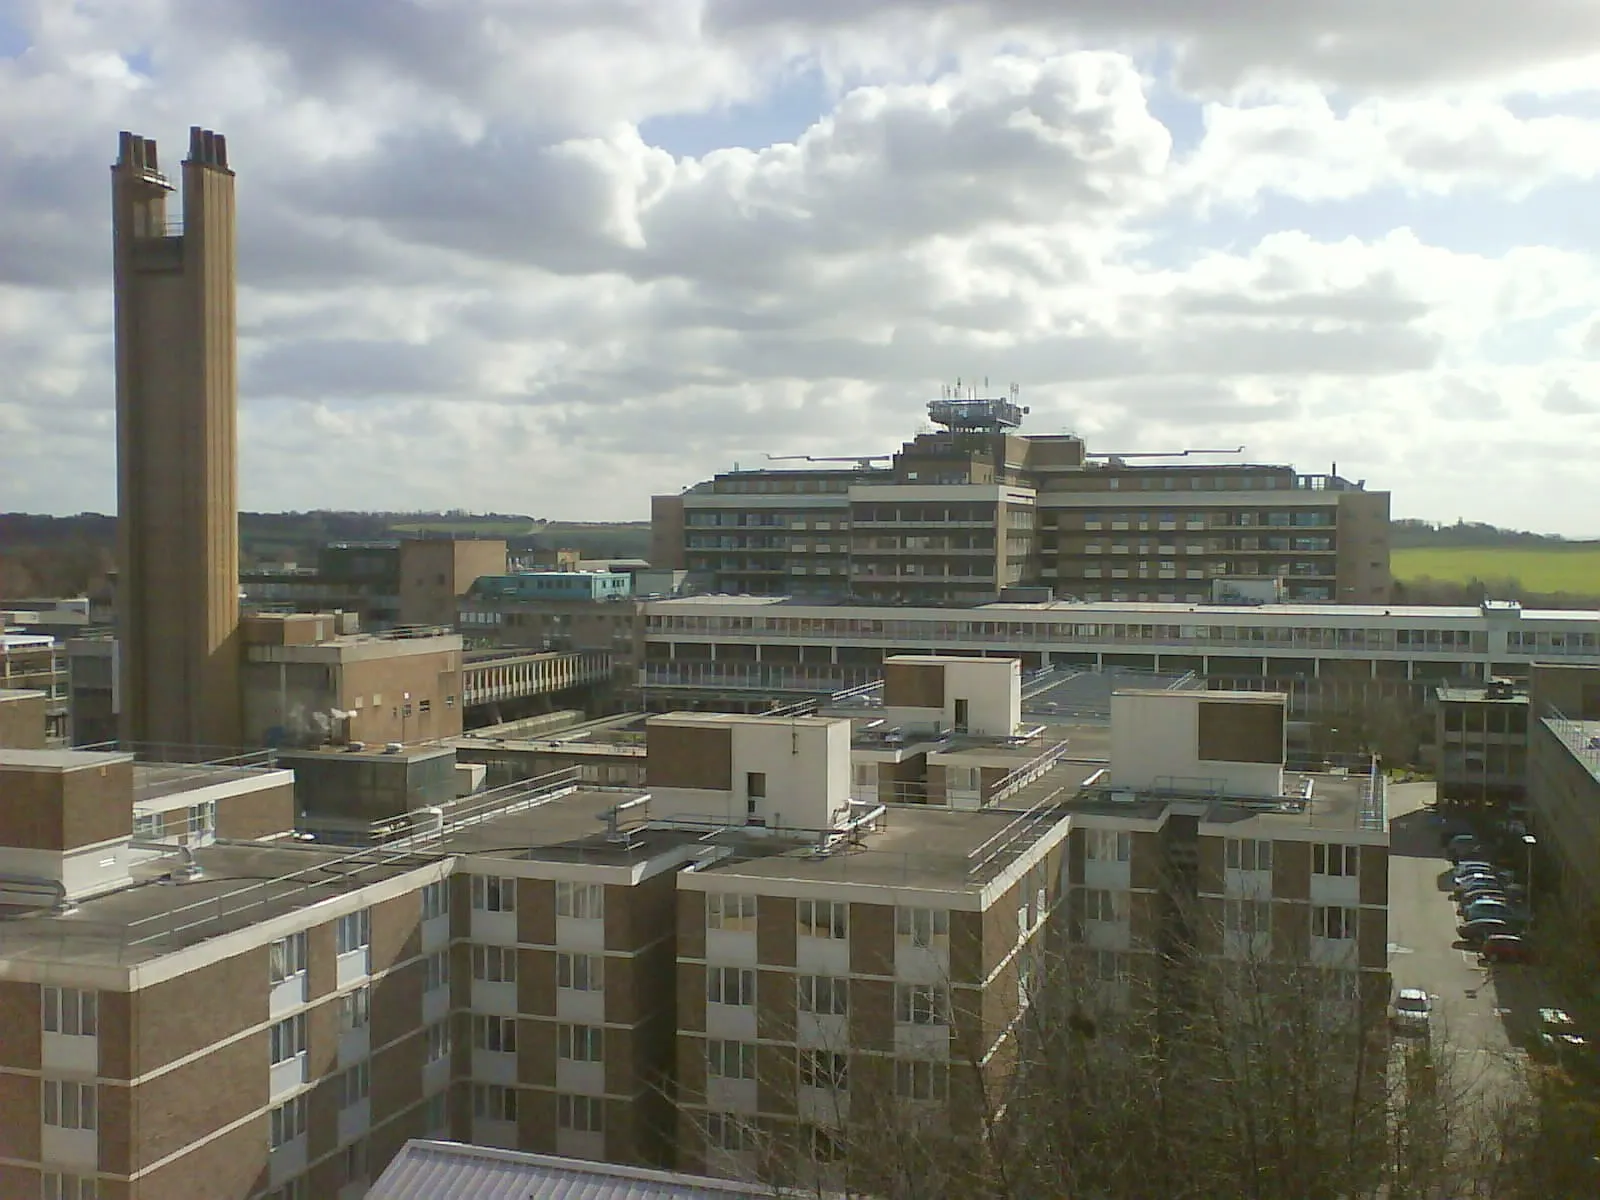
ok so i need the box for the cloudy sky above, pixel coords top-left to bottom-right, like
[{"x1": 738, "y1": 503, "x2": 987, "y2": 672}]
[{"x1": 3, "y1": 2, "x2": 1600, "y2": 533}]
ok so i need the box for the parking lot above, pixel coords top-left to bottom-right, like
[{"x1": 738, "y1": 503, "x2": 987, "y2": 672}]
[{"x1": 1385, "y1": 781, "x2": 1521, "y2": 1092}]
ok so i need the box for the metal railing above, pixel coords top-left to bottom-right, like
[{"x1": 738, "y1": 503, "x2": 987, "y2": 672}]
[{"x1": 123, "y1": 768, "x2": 584, "y2": 948}]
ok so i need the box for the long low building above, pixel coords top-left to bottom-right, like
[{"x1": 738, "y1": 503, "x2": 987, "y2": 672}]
[{"x1": 639, "y1": 595, "x2": 1600, "y2": 712}]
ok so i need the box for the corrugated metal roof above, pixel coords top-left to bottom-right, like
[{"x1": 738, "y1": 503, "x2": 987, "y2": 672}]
[{"x1": 369, "y1": 1141, "x2": 790, "y2": 1200}]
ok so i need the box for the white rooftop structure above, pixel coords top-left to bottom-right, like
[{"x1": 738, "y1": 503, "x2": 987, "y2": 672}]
[{"x1": 370, "y1": 1141, "x2": 812, "y2": 1199}]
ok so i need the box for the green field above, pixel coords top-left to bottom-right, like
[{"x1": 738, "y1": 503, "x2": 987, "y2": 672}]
[{"x1": 1392, "y1": 545, "x2": 1600, "y2": 594}]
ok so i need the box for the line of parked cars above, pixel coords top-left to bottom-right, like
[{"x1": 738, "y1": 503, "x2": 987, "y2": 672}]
[{"x1": 1446, "y1": 833, "x2": 1534, "y2": 964}]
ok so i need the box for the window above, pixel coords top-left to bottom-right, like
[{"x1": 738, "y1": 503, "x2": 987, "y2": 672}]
[
  {"x1": 798, "y1": 975, "x2": 849, "y2": 1015},
  {"x1": 269, "y1": 932, "x2": 308, "y2": 983},
  {"x1": 556, "y1": 882, "x2": 605, "y2": 920},
  {"x1": 424, "y1": 950, "x2": 450, "y2": 992},
  {"x1": 472, "y1": 946, "x2": 518, "y2": 984},
  {"x1": 707, "y1": 967, "x2": 755, "y2": 1007},
  {"x1": 1225, "y1": 899, "x2": 1271, "y2": 936},
  {"x1": 797, "y1": 899, "x2": 848, "y2": 940},
  {"x1": 1312, "y1": 906, "x2": 1358, "y2": 940},
  {"x1": 706, "y1": 1111, "x2": 753, "y2": 1152},
  {"x1": 1224, "y1": 838, "x2": 1273, "y2": 872},
  {"x1": 1083, "y1": 889, "x2": 1120, "y2": 922},
  {"x1": 471, "y1": 875, "x2": 516, "y2": 913},
  {"x1": 895, "y1": 984, "x2": 948, "y2": 1026},
  {"x1": 42, "y1": 987, "x2": 96, "y2": 1037},
  {"x1": 41, "y1": 1174, "x2": 98, "y2": 1200},
  {"x1": 557, "y1": 953, "x2": 604, "y2": 992},
  {"x1": 558, "y1": 1093, "x2": 604, "y2": 1133},
  {"x1": 337, "y1": 1061, "x2": 370, "y2": 1107},
  {"x1": 706, "y1": 893, "x2": 757, "y2": 933},
  {"x1": 473, "y1": 1015, "x2": 517, "y2": 1054},
  {"x1": 268, "y1": 1014, "x2": 307, "y2": 1065},
  {"x1": 268, "y1": 1095, "x2": 308, "y2": 1148},
  {"x1": 338, "y1": 987, "x2": 370, "y2": 1031},
  {"x1": 421, "y1": 881, "x2": 449, "y2": 922},
  {"x1": 1086, "y1": 829, "x2": 1132, "y2": 862},
  {"x1": 799, "y1": 1049, "x2": 848, "y2": 1091},
  {"x1": 895, "y1": 1059, "x2": 949, "y2": 1101},
  {"x1": 705, "y1": 1039, "x2": 754, "y2": 1079},
  {"x1": 896, "y1": 907, "x2": 949, "y2": 949},
  {"x1": 559, "y1": 1024, "x2": 604, "y2": 1063},
  {"x1": 335, "y1": 909, "x2": 371, "y2": 955},
  {"x1": 473, "y1": 1084, "x2": 517, "y2": 1122},
  {"x1": 425, "y1": 1020, "x2": 451, "y2": 1064},
  {"x1": 42, "y1": 1081, "x2": 96, "y2": 1131},
  {"x1": 1313, "y1": 843, "x2": 1360, "y2": 877}
]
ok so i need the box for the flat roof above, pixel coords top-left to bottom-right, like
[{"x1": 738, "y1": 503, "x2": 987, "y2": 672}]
[
  {"x1": 0, "y1": 748, "x2": 130, "y2": 772},
  {"x1": 645, "y1": 597, "x2": 1600, "y2": 622}
]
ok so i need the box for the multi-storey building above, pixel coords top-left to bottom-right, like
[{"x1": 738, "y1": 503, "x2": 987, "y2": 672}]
[
  {"x1": 1062, "y1": 688, "x2": 1390, "y2": 1008},
  {"x1": 1, "y1": 633, "x2": 68, "y2": 745},
  {"x1": 654, "y1": 397, "x2": 1390, "y2": 606},
  {"x1": 640, "y1": 594, "x2": 1600, "y2": 716}
]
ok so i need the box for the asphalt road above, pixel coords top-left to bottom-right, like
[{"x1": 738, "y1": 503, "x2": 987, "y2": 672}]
[{"x1": 1385, "y1": 781, "x2": 1521, "y2": 1097}]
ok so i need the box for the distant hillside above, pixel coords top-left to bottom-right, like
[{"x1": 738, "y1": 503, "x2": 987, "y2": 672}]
[
  {"x1": 1391, "y1": 518, "x2": 1592, "y2": 549},
  {"x1": 0, "y1": 512, "x2": 652, "y2": 598}
]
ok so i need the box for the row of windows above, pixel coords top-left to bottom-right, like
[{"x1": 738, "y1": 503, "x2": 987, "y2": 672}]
[{"x1": 706, "y1": 970, "x2": 951, "y2": 1024}]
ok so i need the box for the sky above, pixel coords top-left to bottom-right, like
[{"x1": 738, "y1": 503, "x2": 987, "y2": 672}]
[{"x1": 2, "y1": 2, "x2": 1600, "y2": 534}]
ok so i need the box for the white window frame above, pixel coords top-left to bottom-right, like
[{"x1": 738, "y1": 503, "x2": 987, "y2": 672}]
[
  {"x1": 706, "y1": 893, "x2": 757, "y2": 932},
  {"x1": 707, "y1": 966, "x2": 755, "y2": 1007},
  {"x1": 473, "y1": 1015, "x2": 518, "y2": 1054},
  {"x1": 471, "y1": 875, "x2": 516, "y2": 914},
  {"x1": 895, "y1": 907, "x2": 949, "y2": 949},
  {"x1": 705, "y1": 1038, "x2": 754, "y2": 1079},
  {"x1": 268, "y1": 1013, "x2": 307, "y2": 1065},
  {"x1": 556, "y1": 882, "x2": 605, "y2": 920},
  {"x1": 895, "y1": 983, "x2": 948, "y2": 1026},
  {"x1": 335, "y1": 909, "x2": 371, "y2": 955},
  {"x1": 42, "y1": 1080, "x2": 97, "y2": 1131},
  {"x1": 42, "y1": 987, "x2": 97, "y2": 1037},
  {"x1": 797, "y1": 899, "x2": 848, "y2": 940},
  {"x1": 558, "y1": 1024, "x2": 604, "y2": 1063},
  {"x1": 471, "y1": 945, "x2": 518, "y2": 984},
  {"x1": 797, "y1": 975, "x2": 849, "y2": 1016},
  {"x1": 269, "y1": 932, "x2": 308, "y2": 984},
  {"x1": 556, "y1": 953, "x2": 604, "y2": 992}
]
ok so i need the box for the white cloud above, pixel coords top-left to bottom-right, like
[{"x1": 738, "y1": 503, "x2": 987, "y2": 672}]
[{"x1": 4, "y1": 2, "x2": 1600, "y2": 535}]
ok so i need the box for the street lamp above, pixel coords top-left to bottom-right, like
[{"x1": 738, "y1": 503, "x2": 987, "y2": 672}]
[{"x1": 1522, "y1": 833, "x2": 1537, "y2": 915}]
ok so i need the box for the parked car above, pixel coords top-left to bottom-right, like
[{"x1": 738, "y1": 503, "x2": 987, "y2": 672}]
[
  {"x1": 1391, "y1": 988, "x2": 1434, "y2": 1037},
  {"x1": 1458, "y1": 917, "x2": 1513, "y2": 943},
  {"x1": 1480, "y1": 934, "x2": 1534, "y2": 964}
]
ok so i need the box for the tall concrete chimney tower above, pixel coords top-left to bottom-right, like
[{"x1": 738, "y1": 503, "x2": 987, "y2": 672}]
[{"x1": 111, "y1": 128, "x2": 241, "y2": 750}]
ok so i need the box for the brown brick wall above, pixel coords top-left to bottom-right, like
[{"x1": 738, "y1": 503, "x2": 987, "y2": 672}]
[
  {"x1": 645, "y1": 722, "x2": 733, "y2": 790},
  {"x1": 520, "y1": 1017, "x2": 556, "y2": 1088},
  {"x1": 757, "y1": 896, "x2": 796, "y2": 967},
  {"x1": 848, "y1": 902, "x2": 894, "y2": 977},
  {"x1": 1359, "y1": 844, "x2": 1389, "y2": 907},
  {"x1": 849, "y1": 978, "x2": 893, "y2": 1051},
  {"x1": 678, "y1": 890, "x2": 706, "y2": 960},
  {"x1": 373, "y1": 1029, "x2": 425, "y2": 1123},
  {"x1": 519, "y1": 948, "x2": 557, "y2": 1017},
  {"x1": 214, "y1": 779, "x2": 294, "y2": 839},
  {"x1": 116, "y1": 1031, "x2": 267, "y2": 1173},
  {"x1": 0, "y1": 1072, "x2": 40, "y2": 1161},
  {"x1": 678, "y1": 962, "x2": 706, "y2": 1033},
  {"x1": 517, "y1": 877, "x2": 556, "y2": 946},
  {"x1": 1272, "y1": 839, "x2": 1311, "y2": 901},
  {"x1": 372, "y1": 959, "x2": 423, "y2": 1048},
  {"x1": 0, "y1": 981, "x2": 40, "y2": 1069},
  {"x1": 126, "y1": 1114, "x2": 269, "y2": 1200},
  {"x1": 130, "y1": 949, "x2": 267, "y2": 1075}
]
